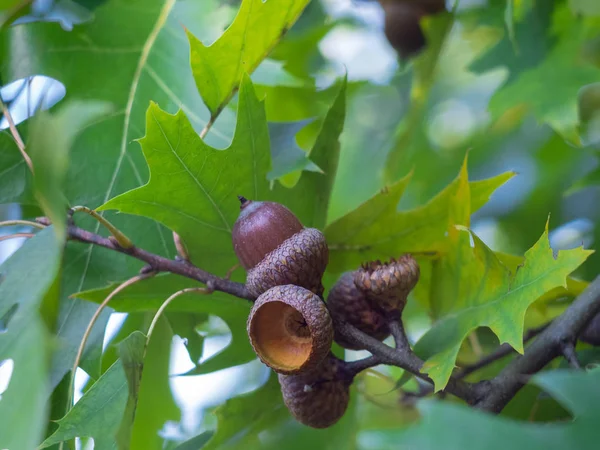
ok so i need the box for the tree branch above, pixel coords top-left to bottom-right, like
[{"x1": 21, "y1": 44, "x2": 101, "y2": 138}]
[
  {"x1": 475, "y1": 275, "x2": 600, "y2": 413},
  {"x1": 38, "y1": 218, "x2": 253, "y2": 301},
  {"x1": 456, "y1": 323, "x2": 549, "y2": 379},
  {"x1": 334, "y1": 320, "x2": 486, "y2": 405}
]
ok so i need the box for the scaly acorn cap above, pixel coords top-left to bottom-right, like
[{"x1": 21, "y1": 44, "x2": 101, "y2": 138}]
[
  {"x1": 233, "y1": 197, "x2": 329, "y2": 297},
  {"x1": 327, "y1": 272, "x2": 390, "y2": 350},
  {"x1": 246, "y1": 227, "x2": 328, "y2": 298},
  {"x1": 353, "y1": 254, "x2": 420, "y2": 312},
  {"x1": 278, "y1": 354, "x2": 351, "y2": 429},
  {"x1": 247, "y1": 285, "x2": 333, "y2": 375}
]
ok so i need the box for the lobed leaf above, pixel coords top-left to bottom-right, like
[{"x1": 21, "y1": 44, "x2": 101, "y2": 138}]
[
  {"x1": 187, "y1": 0, "x2": 310, "y2": 116},
  {"x1": 325, "y1": 156, "x2": 515, "y2": 273}
]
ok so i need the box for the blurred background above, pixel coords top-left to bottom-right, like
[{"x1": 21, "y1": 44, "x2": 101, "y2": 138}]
[{"x1": 1, "y1": 0, "x2": 600, "y2": 448}]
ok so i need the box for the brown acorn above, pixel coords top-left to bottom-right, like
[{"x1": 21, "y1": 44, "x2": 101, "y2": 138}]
[
  {"x1": 233, "y1": 197, "x2": 329, "y2": 298},
  {"x1": 354, "y1": 254, "x2": 420, "y2": 312},
  {"x1": 327, "y1": 272, "x2": 390, "y2": 349},
  {"x1": 279, "y1": 354, "x2": 351, "y2": 429},
  {"x1": 247, "y1": 284, "x2": 334, "y2": 375},
  {"x1": 378, "y1": 0, "x2": 446, "y2": 58}
]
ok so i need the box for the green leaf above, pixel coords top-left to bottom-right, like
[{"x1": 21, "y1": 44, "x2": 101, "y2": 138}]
[
  {"x1": 166, "y1": 312, "x2": 206, "y2": 364},
  {"x1": 99, "y1": 75, "x2": 270, "y2": 273},
  {"x1": 377, "y1": 368, "x2": 600, "y2": 450},
  {"x1": 187, "y1": 0, "x2": 310, "y2": 116},
  {"x1": 485, "y1": 6, "x2": 600, "y2": 143},
  {"x1": 0, "y1": 0, "x2": 238, "y2": 391},
  {"x1": 115, "y1": 331, "x2": 147, "y2": 449},
  {"x1": 0, "y1": 228, "x2": 62, "y2": 450},
  {"x1": 203, "y1": 373, "x2": 287, "y2": 450},
  {"x1": 40, "y1": 358, "x2": 129, "y2": 450},
  {"x1": 28, "y1": 100, "x2": 112, "y2": 237},
  {"x1": 415, "y1": 221, "x2": 592, "y2": 390},
  {"x1": 267, "y1": 119, "x2": 321, "y2": 182},
  {"x1": 325, "y1": 159, "x2": 515, "y2": 273},
  {"x1": 569, "y1": 0, "x2": 600, "y2": 16},
  {"x1": 130, "y1": 319, "x2": 180, "y2": 450},
  {"x1": 74, "y1": 273, "x2": 254, "y2": 375},
  {"x1": 269, "y1": 77, "x2": 347, "y2": 229},
  {"x1": 0, "y1": 129, "x2": 28, "y2": 203},
  {"x1": 172, "y1": 431, "x2": 214, "y2": 450},
  {"x1": 117, "y1": 324, "x2": 180, "y2": 450}
]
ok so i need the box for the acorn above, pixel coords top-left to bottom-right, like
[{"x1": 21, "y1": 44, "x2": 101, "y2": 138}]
[
  {"x1": 247, "y1": 284, "x2": 334, "y2": 375},
  {"x1": 327, "y1": 272, "x2": 390, "y2": 350},
  {"x1": 353, "y1": 255, "x2": 420, "y2": 313},
  {"x1": 378, "y1": 0, "x2": 446, "y2": 58},
  {"x1": 233, "y1": 196, "x2": 329, "y2": 298},
  {"x1": 579, "y1": 312, "x2": 600, "y2": 346},
  {"x1": 278, "y1": 354, "x2": 351, "y2": 429}
]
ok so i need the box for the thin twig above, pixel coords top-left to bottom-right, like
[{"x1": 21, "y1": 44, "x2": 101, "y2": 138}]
[
  {"x1": 146, "y1": 287, "x2": 212, "y2": 341},
  {"x1": 36, "y1": 218, "x2": 252, "y2": 300},
  {"x1": 0, "y1": 97, "x2": 31, "y2": 172},
  {"x1": 560, "y1": 341, "x2": 581, "y2": 369},
  {"x1": 0, "y1": 219, "x2": 46, "y2": 230},
  {"x1": 389, "y1": 320, "x2": 411, "y2": 351},
  {"x1": 0, "y1": 232, "x2": 35, "y2": 242},
  {"x1": 70, "y1": 206, "x2": 133, "y2": 249},
  {"x1": 343, "y1": 355, "x2": 382, "y2": 377},
  {"x1": 457, "y1": 323, "x2": 549, "y2": 379},
  {"x1": 335, "y1": 320, "x2": 485, "y2": 404},
  {"x1": 172, "y1": 231, "x2": 190, "y2": 262}
]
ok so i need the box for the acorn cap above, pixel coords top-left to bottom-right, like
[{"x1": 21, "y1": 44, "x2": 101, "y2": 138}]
[
  {"x1": 327, "y1": 272, "x2": 390, "y2": 350},
  {"x1": 247, "y1": 285, "x2": 333, "y2": 375},
  {"x1": 278, "y1": 354, "x2": 350, "y2": 429},
  {"x1": 246, "y1": 227, "x2": 329, "y2": 298},
  {"x1": 354, "y1": 254, "x2": 420, "y2": 312},
  {"x1": 233, "y1": 197, "x2": 304, "y2": 270}
]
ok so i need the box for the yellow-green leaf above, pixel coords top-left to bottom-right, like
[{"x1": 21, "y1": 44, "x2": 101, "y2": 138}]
[
  {"x1": 188, "y1": 0, "x2": 310, "y2": 116},
  {"x1": 415, "y1": 224, "x2": 592, "y2": 391},
  {"x1": 325, "y1": 157, "x2": 515, "y2": 273}
]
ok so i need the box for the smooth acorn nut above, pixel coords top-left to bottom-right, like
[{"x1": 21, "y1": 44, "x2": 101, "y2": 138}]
[
  {"x1": 247, "y1": 285, "x2": 334, "y2": 375},
  {"x1": 380, "y1": 1, "x2": 427, "y2": 58},
  {"x1": 233, "y1": 197, "x2": 329, "y2": 297},
  {"x1": 327, "y1": 272, "x2": 390, "y2": 350},
  {"x1": 278, "y1": 354, "x2": 351, "y2": 429},
  {"x1": 354, "y1": 254, "x2": 420, "y2": 312},
  {"x1": 580, "y1": 312, "x2": 600, "y2": 346},
  {"x1": 233, "y1": 197, "x2": 303, "y2": 270}
]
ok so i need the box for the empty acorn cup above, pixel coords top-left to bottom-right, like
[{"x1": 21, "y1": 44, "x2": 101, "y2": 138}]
[{"x1": 247, "y1": 284, "x2": 334, "y2": 375}]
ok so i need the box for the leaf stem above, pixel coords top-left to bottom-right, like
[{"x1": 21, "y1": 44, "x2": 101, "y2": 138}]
[
  {"x1": 70, "y1": 206, "x2": 134, "y2": 249},
  {"x1": 0, "y1": 96, "x2": 32, "y2": 172},
  {"x1": 0, "y1": 219, "x2": 46, "y2": 230},
  {"x1": 146, "y1": 286, "x2": 212, "y2": 342},
  {"x1": 0, "y1": 232, "x2": 35, "y2": 242}
]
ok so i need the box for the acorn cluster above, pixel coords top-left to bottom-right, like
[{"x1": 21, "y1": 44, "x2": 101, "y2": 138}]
[
  {"x1": 232, "y1": 197, "x2": 420, "y2": 428},
  {"x1": 377, "y1": 0, "x2": 446, "y2": 58}
]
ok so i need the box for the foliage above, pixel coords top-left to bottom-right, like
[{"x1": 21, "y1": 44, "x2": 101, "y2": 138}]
[{"x1": 1, "y1": 0, "x2": 600, "y2": 449}]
